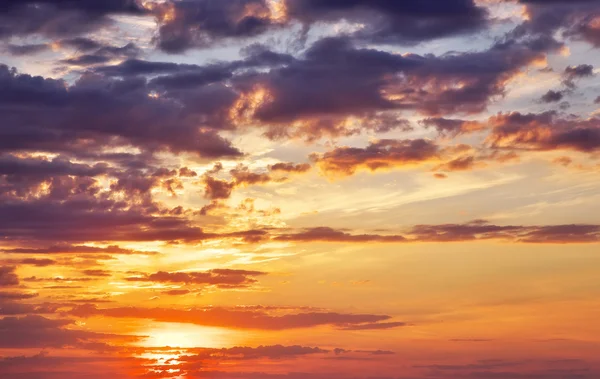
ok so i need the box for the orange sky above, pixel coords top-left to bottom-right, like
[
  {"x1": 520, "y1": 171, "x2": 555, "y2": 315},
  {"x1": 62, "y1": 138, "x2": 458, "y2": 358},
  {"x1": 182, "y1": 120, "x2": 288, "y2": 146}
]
[{"x1": 1, "y1": 0, "x2": 600, "y2": 378}]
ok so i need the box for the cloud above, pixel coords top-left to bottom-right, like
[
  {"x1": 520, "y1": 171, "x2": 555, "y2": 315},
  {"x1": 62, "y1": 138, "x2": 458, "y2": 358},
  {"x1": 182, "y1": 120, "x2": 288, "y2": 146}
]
[
  {"x1": 0, "y1": 266, "x2": 19, "y2": 287},
  {"x1": 0, "y1": 314, "x2": 140, "y2": 349},
  {"x1": 0, "y1": 65, "x2": 242, "y2": 159},
  {"x1": 0, "y1": 154, "x2": 111, "y2": 196},
  {"x1": 0, "y1": 245, "x2": 158, "y2": 255},
  {"x1": 125, "y1": 269, "x2": 267, "y2": 288},
  {"x1": 202, "y1": 164, "x2": 285, "y2": 200},
  {"x1": 275, "y1": 227, "x2": 407, "y2": 243},
  {"x1": 1, "y1": 258, "x2": 56, "y2": 267},
  {"x1": 0, "y1": 198, "x2": 204, "y2": 243},
  {"x1": 540, "y1": 89, "x2": 565, "y2": 103},
  {"x1": 268, "y1": 163, "x2": 311, "y2": 173},
  {"x1": 409, "y1": 220, "x2": 600, "y2": 243},
  {"x1": 203, "y1": 176, "x2": 236, "y2": 200},
  {"x1": 272, "y1": 221, "x2": 600, "y2": 244},
  {"x1": 337, "y1": 322, "x2": 407, "y2": 331},
  {"x1": 243, "y1": 36, "x2": 557, "y2": 126},
  {"x1": 70, "y1": 304, "x2": 404, "y2": 330},
  {"x1": 420, "y1": 118, "x2": 486, "y2": 136},
  {"x1": 286, "y1": 0, "x2": 488, "y2": 45},
  {"x1": 311, "y1": 139, "x2": 440, "y2": 176},
  {"x1": 0, "y1": 353, "x2": 144, "y2": 379},
  {"x1": 182, "y1": 345, "x2": 329, "y2": 361},
  {"x1": 179, "y1": 167, "x2": 198, "y2": 177},
  {"x1": 151, "y1": 0, "x2": 281, "y2": 53},
  {"x1": 486, "y1": 111, "x2": 600, "y2": 153},
  {"x1": 562, "y1": 64, "x2": 594, "y2": 88},
  {"x1": 518, "y1": 224, "x2": 600, "y2": 243},
  {"x1": 514, "y1": 0, "x2": 600, "y2": 49},
  {"x1": 2, "y1": 43, "x2": 50, "y2": 56},
  {"x1": 59, "y1": 43, "x2": 141, "y2": 67},
  {"x1": 0, "y1": 291, "x2": 38, "y2": 300},
  {"x1": 82, "y1": 270, "x2": 112, "y2": 277},
  {"x1": 3, "y1": 32, "x2": 556, "y2": 149},
  {"x1": 152, "y1": 0, "x2": 489, "y2": 52},
  {"x1": 0, "y1": 0, "x2": 146, "y2": 40},
  {"x1": 432, "y1": 156, "x2": 478, "y2": 172},
  {"x1": 162, "y1": 289, "x2": 191, "y2": 296},
  {"x1": 230, "y1": 165, "x2": 274, "y2": 186}
]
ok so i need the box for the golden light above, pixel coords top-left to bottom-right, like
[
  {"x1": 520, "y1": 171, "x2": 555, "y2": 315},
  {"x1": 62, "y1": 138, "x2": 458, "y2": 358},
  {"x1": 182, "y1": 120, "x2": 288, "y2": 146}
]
[
  {"x1": 266, "y1": 0, "x2": 288, "y2": 22},
  {"x1": 152, "y1": 2, "x2": 177, "y2": 23},
  {"x1": 241, "y1": 1, "x2": 271, "y2": 21},
  {"x1": 588, "y1": 15, "x2": 600, "y2": 30},
  {"x1": 139, "y1": 322, "x2": 234, "y2": 349},
  {"x1": 230, "y1": 87, "x2": 272, "y2": 125}
]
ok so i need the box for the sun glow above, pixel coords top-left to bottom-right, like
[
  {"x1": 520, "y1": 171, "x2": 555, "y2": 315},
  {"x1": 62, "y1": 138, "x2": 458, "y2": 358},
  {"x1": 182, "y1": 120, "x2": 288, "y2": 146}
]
[{"x1": 139, "y1": 323, "x2": 235, "y2": 349}]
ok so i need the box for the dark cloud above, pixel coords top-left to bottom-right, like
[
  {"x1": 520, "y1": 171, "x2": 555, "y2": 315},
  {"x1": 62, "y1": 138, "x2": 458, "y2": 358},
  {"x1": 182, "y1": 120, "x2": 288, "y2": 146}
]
[
  {"x1": 59, "y1": 37, "x2": 105, "y2": 52},
  {"x1": 273, "y1": 221, "x2": 600, "y2": 244},
  {"x1": 0, "y1": 0, "x2": 145, "y2": 14},
  {"x1": 512, "y1": 1, "x2": 600, "y2": 49},
  {"x1": 420, "y1": 117, "x2": 485, "y2": 136},
  {"x1": 0, "y1": 266, "x2": 19, "y2": 287},
  {"x1": 199, "y1": 200, "x2": 227, "y2": 216},
  {"x1": 0, "y1": 314, "x2": 140, "y2": 349},
  {"x1": 0, "y1": 245, "x2": 158, "y2": 255},
  {"x1": 152, "y1": 0, "x2": 279, "y2": 53},
  {"x1": 0, "y1": 353, "x2": 145, "y2": 379},
  {"x1": 564, "y1": 64, "x2": 594, "y2": 78},
  {"x1": 409, "y1": 220, "x2": 526, "y2": 242},
  {"x1": 95, "y1": 59, "x2": 203, "y2": 77},
  {"x1": 286, "y1": 0, "x2": 488, "y2": 45},
  {"x1": 311, "y1": 139, "x2": 439, "y2": 176},
  {"x1": 82, "y1": 270, "x2": 112, "y2": 277},
  {"x1": 162, "y1": 289, "x2": 191, "y2": 296},
  {"x1": 230, "y1": 165, "x2": 273, "y2": 186},
  {"x1": 518, "y1": 224, "x2": 600, "y2": 243},
  {"x1": 0, "y1": 64, "x2": 242, "y2": 159},
  {"x1": 2, "y1": 258, "x2": 57, "y2": 267},
  {"x1": 60, "y1": 43, "x2": 141, "y2": 67},
  {"x1": 433, "y1": 156, "x2": 477, "y2": 172},
  {"x1": 562, "y1": 64, "x2": 595, "y2": 88},
  {"x1": 152, "y1": 0, "x2": 489, "y2": 53},
  {"x1": 0, "y1": 0, "x2": 146, "y2": 40},
  {"x1": 148, "y1": 65, "x2": 235, "y2": 90},
  {"x1": 268, "y1": 162, "x2": 311, "y2": 173},
  {"x1": 338, "y1": 321, "x2": 407, "y2": 331},
  {"x1": 203, "y1": 176, "x2": 236, "y2": 200},
  {"x1": 486, "y1": 111, "x2": 600, "y2": 152},
  {"x1": 0, "y1": 292, "x2": 38, "y2": 300},
  {"x1": 126, "y1": 269, "x2": 267, "y2": 288},
  {"x1": 179, "y1": 167, "x2": 198, "y2": 177},
  {"x1": 3, "y1": 43, "x2": 50, "y2": 56},
  {"x1": 30, "y1": 34, "x2": 558, "y2": 145},
  {"x1": 0, "y1": 154, "x2": 109, "y2": 178},
  {"x1": 202, "y1": 165, "x2": 284, "y2": 200},
  {"x1": 70, "y1": 37, "x2": 546, "y2": 144},
  {"x1": 409, "y1": 220, "x2": 600, "y2": 243},
  {"x1": 232, "y1": 35, "x2": 558, "y2": 139},
  {"x1": 540, "y1": 89, "x2": 565, "y2": 103},
  {"x1": 181, "y1": 345, "x2": 328, "y2": 362},
  {"x1": 275, "y1": 227, "x2": 407, "y2": 243},
  {"x1": 70, "y1": 304, "x2": 403, "y2": 330},
  {"x1": 0, "y1": 197, "x2": 202, "y2": 243},
  {"x1": 0, "y1": 195, "x2": 269, "y2": 244}
]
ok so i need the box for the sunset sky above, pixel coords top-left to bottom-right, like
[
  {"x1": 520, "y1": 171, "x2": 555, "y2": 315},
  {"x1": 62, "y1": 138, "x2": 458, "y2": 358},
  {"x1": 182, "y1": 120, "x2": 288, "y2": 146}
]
[{"x1": 1, "y1": 0, "x2": 600, "y2": 378}]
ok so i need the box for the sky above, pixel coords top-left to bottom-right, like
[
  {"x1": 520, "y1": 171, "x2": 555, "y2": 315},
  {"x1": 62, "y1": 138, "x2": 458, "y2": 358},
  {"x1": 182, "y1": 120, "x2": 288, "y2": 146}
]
[{"x1": 1, "y1": 0, "x2": 600, "y2": 378}]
